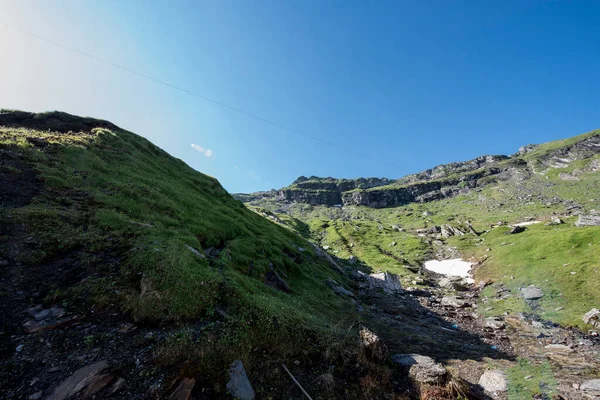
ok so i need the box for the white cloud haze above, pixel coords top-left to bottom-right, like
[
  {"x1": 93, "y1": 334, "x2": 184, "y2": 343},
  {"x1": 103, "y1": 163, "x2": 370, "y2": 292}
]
[{"x1": 191, "y1": 143, "x2": 213, "y2": 157}]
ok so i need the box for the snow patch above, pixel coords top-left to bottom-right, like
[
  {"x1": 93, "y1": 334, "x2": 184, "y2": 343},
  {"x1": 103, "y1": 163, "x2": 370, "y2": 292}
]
[{"x1": 424, "y1": 259, "x2": 474, "y2": 282}]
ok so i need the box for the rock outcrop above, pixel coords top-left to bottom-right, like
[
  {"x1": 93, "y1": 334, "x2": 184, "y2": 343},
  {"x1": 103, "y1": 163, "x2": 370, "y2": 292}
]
[{"x1": 238, "y1": 131, "x2": 600, "y2": 209}]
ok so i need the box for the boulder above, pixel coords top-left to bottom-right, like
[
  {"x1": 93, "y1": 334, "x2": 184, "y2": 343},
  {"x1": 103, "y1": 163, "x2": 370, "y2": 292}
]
[
  {"x1": 226, "y1": 360, "x2": 255, "y2": 400},
  {"x1": 544, "y1": 344, "x2": 573, "y2": 353},
  {"x1": 581, "y1": 379, "x2": 600, "y2": 399},
  {"x1": 575, "y1": 215, "x2": 600, "y2": 227},
  {"x1": 348, "y1": 255, "x2": 356, "y2": 264},
  {"x1": 438, "y1": 276, "x2": 469, "y2": 291},
  {"x1": 546, "y1": 217, "x2": 564, "y2": 226},
  {"x1": 360, "y1": 327, "x2": 387, "y2": 362},
  {"x1": 582, "y1": 308, "x2": 600, "y2": 328},
  {"x1": 441, "y1": 296, "x2": 469, "y2": 308},
  {"x1": 479, "y1": 369, "x2": 508, "y2": 393},
  {"x1": 508, "y1": 225, "x2": 526, "y2": 234},
  {"x1": 47, "y1": 360, "x2": 110, "y2": 400},
  {"x1": 521, "y1": 286, "x2": 543, "y2": 300},
  {"x1": 368, "y1": 272, "x2": 402, "y2": 293},
  {"x1": 392, "y1": 354, "x2": 447, "y2": 384},
  {"x1": 484, "y1": 317, "x2": 505, "y2": 330},
  {"x1": 325, "y1": 278, "x2": 355, "y2": 298}
]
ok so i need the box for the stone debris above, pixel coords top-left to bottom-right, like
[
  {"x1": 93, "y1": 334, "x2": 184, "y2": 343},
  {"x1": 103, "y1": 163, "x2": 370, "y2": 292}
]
[
  {"x1": 484, "y1": 317, "x2": 505, "y2": 330},
  {"x1": 508, "y1": 225, "x2": 526, "y2": 234},
  {"x1": 368, "y1": 272, "x2": 403, "y2": 293},
  {"x1": 360, "y1": 327, "x2": 388, "y2": 362},
  {"x1": 479, "y1": 369, "x2": 508, "y2": 393},
  {"x1": 226, "y1": 360, "x2": 255, "y2": 400},
  {"x1": 392, "y1": 354, "x2": 447, "y2": 384},
  {"x1": 521, "y1": 285, "x2": 544, "y2": 300},
  {"x1": 580, "y1": 379, "x2": 600, "y2": 398},
  {"x1": 325, "y1": 278, "x2": 355, "y2": 298},
  {"x1": 575, "y1": 215, "x2": 600, "y2": 227},
  {"x1": 582, "y1": 308, "x2": 600, "y2": 328},
  {"x1": 544, "y1": 344, "x2": 574, "y2": 353},
  {"x1": 441, "y1": 295, "x2": 469, "y2": 308},
  {"x1": 168, "y1": 377, "x2": 196, "y2": 400},
  {"x1": 46, "y1": 360, "x2": 110, "y2": 400}
]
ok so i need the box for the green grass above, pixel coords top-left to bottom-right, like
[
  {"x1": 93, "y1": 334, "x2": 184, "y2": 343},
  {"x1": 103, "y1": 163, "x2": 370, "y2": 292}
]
[
  {"x1": 453, "y1": 222, "x2": 600, "y2": 328},
  {"x1": 0, "y1": 118, "x2": 355, "y2": 348},
  {"x1": 506, "y1": 358, "x2": 558, "y2": 400}
]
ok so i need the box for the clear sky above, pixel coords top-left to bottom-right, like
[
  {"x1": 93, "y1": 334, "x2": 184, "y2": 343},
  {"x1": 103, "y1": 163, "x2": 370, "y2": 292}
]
[{"x1": 1, "y1": 1, "x2": 599, "y2": 193}]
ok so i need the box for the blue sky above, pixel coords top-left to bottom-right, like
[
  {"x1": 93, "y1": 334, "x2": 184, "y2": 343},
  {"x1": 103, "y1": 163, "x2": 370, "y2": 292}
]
[{"x1": 1, "y1": 1, "x2": 599, "y2": 193}]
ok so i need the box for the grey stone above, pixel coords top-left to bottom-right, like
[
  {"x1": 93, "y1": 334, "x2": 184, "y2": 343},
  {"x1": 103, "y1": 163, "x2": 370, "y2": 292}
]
[
  {"x1": 521, "y1": 286, "x2": 544, "y2": 300},
  {"x1": 479, "y1": 369, "x2": 508, "y2": 393},
  {"x1": 581, "y1": 379, "x2": 600, "y2": 397},
  {"x1": 226, "y1": 360, "x2": 255, "y2": 400},
  {"x1": 325, "y1": 279, "x2": 355, "y2": 298},
  {"x1": 392, "y1": 354, "x2": 447, "y2": 384},
  {"x1": 348, "y1": 255, "x2": 356, "y2": 264},
  {"x1": 368, "y1": 272, "x2": 402, "y2": 293},
  {"x1": 34, "y1": 309, "x2": 51, "y2": 321},
  {"x1": 484, "y1": 317, "x2": 505, "y2": 330},
  {"x1": 47, "y1": 360, "x2": 109, "y2": 400},
  {"x1": 508, "y1": 225, "x2": 526, "y2": 234},
  {"x1": 360, "y1": 327, "x2": 387, "y2": 362},
  {"x1": 582, "y1": 308, "x2": 600, "y2": 328},
  {"x1": 575, "y1": 215, "x2": 600, "y2": 227},
  {"x1": 184, "y1": 245, "x2": 206, "y2": 259},
  {"x1": 546, "y1": 217, "x2": 564, "y2": 225},
  {"x1": 544, "y1": 344, "x2": 573, "y2": 353},
  {"x1": 441, "y1": 296, "x2": 469, "y2": 308},
  {"x1": 438, "y1": 276, "x2": 469, "y2": 291},
  {"x1": 28, "y1": 392, "x2": 42, "y2": 400}
]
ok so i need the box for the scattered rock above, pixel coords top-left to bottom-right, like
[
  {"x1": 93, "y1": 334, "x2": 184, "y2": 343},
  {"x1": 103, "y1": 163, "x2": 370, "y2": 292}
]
[
  {"x1": 47, "y1": 360, "x2": 110, "y2": 400},
  {"x1": 28, "y1": 392, "x2": 42, "y2": 400},
  {"x1": 478, "y1": 369, "x2": 508, "y2": 393},
  {"x1": 368, "y1": 272, "x2": 402, "y2": 293},
  {"x1": 109, "y1": 377, "x2": 126, "y2": 395},
  {"x1": 325, "y1": 278, "x2": 355, "y2": 298},
  {"x1": 508, "y1": 225, "x2": 526, "y2": 234},
  {"x1": 422, "y1": 210, "x2": 433, "y2": 217},
  {"x1": 484, "y1": 317, "x2": 505, "y2": 330},
  {"x1": 185, "y1": 245, "x2": 206, "y2": 259},
  {"x1": 575, "y1": 215, "x2": 600, "y2": 227},
  {"x1": 438, "y1": 276, "x2": 469, "y2": 291},
  {"x1": 265, "y1": 265, "x2": 291, "y2": 293},
  {"x1": 441, "y1": 296, "x2": 469, "y2": 308},
  {"x1": 580, "y1": 379, "x2": 600, "y2": 398},
  {"x1": 168, "y1": 377, "x2": 196, "y2": 400},
  {"x1": 360, "y1": 327, "x2": 388, "y2": 362},
  {"x1": 226, "y1": 360, "x2": 255, "y2": 400},
  {"x1": 521, "y1": 286, "x2": 544, "y2": 300},
  {"x1": 544, "y1": 344, "x2": 573, "y2": 353},
  {"x1": 546, "y1": 217, "x2": 564, "y2": 225},
  {"x1": 392, "y1": 354, "x2": 447, "y2": 384},
  {"x1": 440, "y1": 225, "x2": 465, "y2": 238},
  {"x1": 34, "y1": 309, "x2": 51, "y2": 321},
  {"x1": 348, "y1": 255, "x2": 356, "y2": 264},
  {"x1": 582, "y1": 308, "x2": 600, "y2": 328}
]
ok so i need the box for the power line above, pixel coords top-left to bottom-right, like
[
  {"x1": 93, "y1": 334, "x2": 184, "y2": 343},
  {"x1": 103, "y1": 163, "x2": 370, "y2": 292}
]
[{"x1": 1, "y1": 22, "x2": 401, "y2": 170}]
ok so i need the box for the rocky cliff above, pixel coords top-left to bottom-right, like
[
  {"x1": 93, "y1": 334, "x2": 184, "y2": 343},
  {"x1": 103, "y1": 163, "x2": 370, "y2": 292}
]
[{"x1": 238, "y1": 130, "x2": 600, "y2": 209}]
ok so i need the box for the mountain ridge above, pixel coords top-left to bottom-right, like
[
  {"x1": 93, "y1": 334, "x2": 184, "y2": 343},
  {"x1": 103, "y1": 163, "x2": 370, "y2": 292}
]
[{"x1": 236, "y1": 128, "x2": 600, "y2": 208}]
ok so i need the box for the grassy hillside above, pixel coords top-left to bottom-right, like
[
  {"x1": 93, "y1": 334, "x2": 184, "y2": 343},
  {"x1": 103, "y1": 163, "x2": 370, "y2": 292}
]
[
  {"x1": 243, "y1": 130, "x2": 600, "y2": 330},
  {"x1": 0, "y1": 112, "x2": 357, "y2": 385}
]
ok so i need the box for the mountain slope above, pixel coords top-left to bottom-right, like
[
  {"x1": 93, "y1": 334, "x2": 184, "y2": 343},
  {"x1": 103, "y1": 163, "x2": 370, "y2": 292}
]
[
  {"x1": 238, "y1": 129, "x2": 600, "y2": 399},
  {"x1": 0, "y1": 111, "x2": 364, "y2": 399}
]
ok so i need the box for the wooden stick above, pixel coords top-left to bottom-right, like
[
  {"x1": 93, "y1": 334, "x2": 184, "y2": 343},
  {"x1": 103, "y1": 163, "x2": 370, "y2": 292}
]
[{"x1": 282, "y1": 364, "x2": 314, "y2": 400}]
